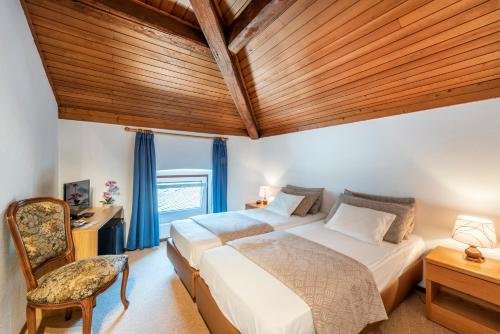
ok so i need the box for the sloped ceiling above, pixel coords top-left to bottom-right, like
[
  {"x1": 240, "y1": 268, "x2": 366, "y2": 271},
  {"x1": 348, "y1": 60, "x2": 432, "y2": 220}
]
[{"x1": 21, "y1": 0, "x2": 500, "y2": 138}]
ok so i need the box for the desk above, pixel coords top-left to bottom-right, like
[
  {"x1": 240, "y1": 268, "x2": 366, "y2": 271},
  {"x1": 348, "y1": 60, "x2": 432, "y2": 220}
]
[{"x1": 72, "y1": 206, "x2": 123, "y2": 260}]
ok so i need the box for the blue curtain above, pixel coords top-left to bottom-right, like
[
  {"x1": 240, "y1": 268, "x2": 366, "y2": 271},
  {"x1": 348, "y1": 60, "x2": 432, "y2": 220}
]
[
  {"x1": 127, "y1": 132, "x2": 160, "y2": 250},
  {"x1": 212, "y1": 139, "x2": 227, "y2": 213}
]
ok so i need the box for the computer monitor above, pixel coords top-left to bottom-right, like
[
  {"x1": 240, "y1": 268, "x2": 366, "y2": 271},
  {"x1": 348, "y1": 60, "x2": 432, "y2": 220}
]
[{"x1": 63, "y1": 180, "x2": 91, "y2": 217}]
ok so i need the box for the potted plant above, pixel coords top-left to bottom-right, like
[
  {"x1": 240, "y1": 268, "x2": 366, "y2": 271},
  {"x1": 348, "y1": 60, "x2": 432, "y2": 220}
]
[{"x1": 100, "y1": 180, "x2": 120, "y2": 206}]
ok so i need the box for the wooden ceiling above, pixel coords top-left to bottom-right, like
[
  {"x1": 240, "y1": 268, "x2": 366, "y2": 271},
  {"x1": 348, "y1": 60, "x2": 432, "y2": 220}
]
[{"x1": 22, "y1": 0, "x2": 500, "y2": 138}]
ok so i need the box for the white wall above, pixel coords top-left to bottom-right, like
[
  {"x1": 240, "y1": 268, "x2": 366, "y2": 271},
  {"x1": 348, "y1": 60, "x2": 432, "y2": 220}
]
[
  {"x1": 250, "y1": 98, "x2": 500, "y2": 257},
  {"x1": 59, "y1": 99, "x2": 500, "y2": 259},
  {"x1": 0, "y1": 1, "x2": 59, "y2": 333},
  {"x1": 58, "y1": 121, "x2": 258, "y2": 238}
]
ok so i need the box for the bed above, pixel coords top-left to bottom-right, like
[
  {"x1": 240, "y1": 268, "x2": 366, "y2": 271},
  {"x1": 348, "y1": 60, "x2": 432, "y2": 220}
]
[
  {"x1": 196, "y1": 221, "x2": 426, "y2": 334},
  {"x1": 167, "y1": 208, "x2": 327, "y2": 298}
]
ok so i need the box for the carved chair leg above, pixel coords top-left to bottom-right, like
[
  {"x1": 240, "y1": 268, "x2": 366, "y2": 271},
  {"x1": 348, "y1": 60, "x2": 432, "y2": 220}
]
[
  {"x1": 26, "y1": 305, "x2": 36, "y2": 334},
  {"x1": 65, "y1": 308, "x2": 73, "y2": 321},
  {"x1": 121, "y1": 261, "x2": 130, "y2": 309},
  {"x1": 81, "y1": 298, "x2": 94, "y2": 334}
]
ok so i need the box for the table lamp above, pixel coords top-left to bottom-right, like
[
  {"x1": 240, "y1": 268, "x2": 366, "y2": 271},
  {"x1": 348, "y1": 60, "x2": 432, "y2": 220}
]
[
  {"x1": 259, "y1": 186, "x2": 270, "y2": 205},
  {"x1": 452, "y1": 215, "x2": 497, "y2": 262}
]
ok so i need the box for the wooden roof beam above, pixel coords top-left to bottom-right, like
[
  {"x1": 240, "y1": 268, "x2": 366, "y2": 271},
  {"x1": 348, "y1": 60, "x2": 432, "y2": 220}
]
[
  {"x1": 190, "y1": 0, "x2": 260, "y2": 139},
  {"x1": 76, "y1": 0, "x2": 212, "y2": 58},
  {"x1": 227, "y1": 0, "x2": 298, "y2": 54}
]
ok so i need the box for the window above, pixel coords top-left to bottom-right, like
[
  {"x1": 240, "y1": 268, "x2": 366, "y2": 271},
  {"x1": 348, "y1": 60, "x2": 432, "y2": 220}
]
[{"x1": 157, "y1": 173, "x2": 209, "y2": 225}]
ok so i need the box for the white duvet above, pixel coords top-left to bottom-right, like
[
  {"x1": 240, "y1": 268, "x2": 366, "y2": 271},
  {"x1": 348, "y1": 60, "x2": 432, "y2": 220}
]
[
  {"x1": 170, "y1": 208, "x2": 327, "y2": 269},
  {"x1": 200, "y1": 221, "x2": 426, "y2": 334}
]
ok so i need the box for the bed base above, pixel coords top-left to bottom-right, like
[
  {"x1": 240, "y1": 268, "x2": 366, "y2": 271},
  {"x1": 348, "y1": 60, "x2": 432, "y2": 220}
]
[
  {"x1": 195, "y1": 257, "x2": 423, "y2": 334},
  {"x1": 166, "y1": 238, "x2": 198, "y2": 300}
]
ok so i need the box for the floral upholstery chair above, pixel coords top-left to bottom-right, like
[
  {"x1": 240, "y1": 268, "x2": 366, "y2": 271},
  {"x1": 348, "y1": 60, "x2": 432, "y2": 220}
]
[{"x1": 5, "y1": 197, "x2": 130, "y2": 334}]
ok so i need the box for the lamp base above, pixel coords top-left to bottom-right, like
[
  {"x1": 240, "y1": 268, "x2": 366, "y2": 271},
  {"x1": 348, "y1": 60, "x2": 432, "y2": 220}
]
[{"x1": 464, "y1": 245, "x2": 484, "y2": 263}]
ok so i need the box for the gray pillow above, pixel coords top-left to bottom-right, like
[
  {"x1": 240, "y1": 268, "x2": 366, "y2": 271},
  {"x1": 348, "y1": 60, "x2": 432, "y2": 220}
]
[
  {"x1": 281, "y1": 187, "x2": 321, "y2": 217},
  {"x1": 286, "y1": 185, "x2": 324, "y2": 214},
  {"x1": 344, "y1": 189, "x2": 416, "y2": 237},
  {"x1": 327, "y1": 194, "x2": 413, "y2": 244}
]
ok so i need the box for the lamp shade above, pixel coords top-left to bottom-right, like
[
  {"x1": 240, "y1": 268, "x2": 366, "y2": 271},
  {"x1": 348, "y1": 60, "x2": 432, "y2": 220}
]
[
  {"x1": 452, "y1": 216, "x2": 497, "y2": 249},
  {"x1": 259, "y1": 186, "x2": 270, "y2": 198}
]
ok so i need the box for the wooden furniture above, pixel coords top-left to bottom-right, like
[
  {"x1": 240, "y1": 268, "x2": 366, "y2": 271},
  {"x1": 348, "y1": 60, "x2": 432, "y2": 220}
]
[
  {"x1": 245, "y1": 202, "x2": 268, "y2": 209},
  {"x1": 5, "y1": 197, "x2": 129, "y2": 334},
  {"x1": 167, "y1": 237, "x2": 199, "y2": 300},
  {"x1": 425, "y1": 246, "x2": 500, "y2": 334},
  {"x1": 195, "y1": 258, "x2": 423, "y2": 334},
  {"x1": 72, "y1": 206, "x2": 123, "y2": 260}
]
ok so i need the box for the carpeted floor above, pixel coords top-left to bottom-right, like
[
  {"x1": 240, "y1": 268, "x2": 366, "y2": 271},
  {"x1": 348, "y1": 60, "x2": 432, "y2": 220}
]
[{"x1": 38, "y1": 242, "x2": 452, "y2": 334}]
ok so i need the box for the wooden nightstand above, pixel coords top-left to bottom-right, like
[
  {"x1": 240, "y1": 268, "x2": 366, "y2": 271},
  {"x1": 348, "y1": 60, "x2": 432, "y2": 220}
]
[
  {"x1": 245, "y1": 202, "x2": 268, "y2": 209},
  {"x1": 425, "y1": 246, "x2": 500, "y2": 334}
]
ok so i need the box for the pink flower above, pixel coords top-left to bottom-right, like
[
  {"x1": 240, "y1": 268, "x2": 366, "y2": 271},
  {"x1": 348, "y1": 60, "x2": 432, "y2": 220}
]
[
  {"x1": 103, "y1": 192, "x2": 112, "y2": 199},
  {"x1": 105, "y1": 180, "x2": 117, "y2": 187}
]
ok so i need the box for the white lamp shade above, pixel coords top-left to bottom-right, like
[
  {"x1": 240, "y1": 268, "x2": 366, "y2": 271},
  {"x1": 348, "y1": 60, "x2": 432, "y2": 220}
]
[
  {"x1": 452, "y1": 216, "x2": 497, "y2": 249},
  {"x1": 259, "y1": 186, "x2": 270, "y2": 198}
]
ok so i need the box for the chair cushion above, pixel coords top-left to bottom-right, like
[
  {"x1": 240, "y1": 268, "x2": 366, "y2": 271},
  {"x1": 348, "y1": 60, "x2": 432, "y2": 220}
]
[
  {"x1": 27, "y1": 255, "x2": 128, "y2": 304},
  {"x1": 15, "y1": 201, "x2": 67, "y2": 269}
]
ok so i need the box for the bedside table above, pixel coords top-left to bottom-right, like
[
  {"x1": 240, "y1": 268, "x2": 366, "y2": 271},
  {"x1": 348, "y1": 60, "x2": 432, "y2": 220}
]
[
  {"x1": 245, "y1": 202, "x2": 267, "y2": 209},
  {"x1": 425, "y1": 246, "x2": 500, "y2": 334}
]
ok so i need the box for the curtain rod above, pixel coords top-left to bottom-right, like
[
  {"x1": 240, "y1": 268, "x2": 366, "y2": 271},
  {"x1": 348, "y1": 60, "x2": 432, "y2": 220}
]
[{"x1": 124, "y1": 127, "x2": 228, "y2": 141}]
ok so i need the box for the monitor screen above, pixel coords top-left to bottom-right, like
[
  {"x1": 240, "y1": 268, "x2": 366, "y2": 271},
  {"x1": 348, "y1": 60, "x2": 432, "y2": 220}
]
[{"x1": 64, "y1": 180, "x2": 90, "y2": 212}]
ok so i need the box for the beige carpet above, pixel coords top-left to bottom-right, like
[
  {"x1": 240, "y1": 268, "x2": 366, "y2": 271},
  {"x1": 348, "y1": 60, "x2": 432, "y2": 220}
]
[{"x1": 38, "y1": 242, "x2": 452, "y2": 334}]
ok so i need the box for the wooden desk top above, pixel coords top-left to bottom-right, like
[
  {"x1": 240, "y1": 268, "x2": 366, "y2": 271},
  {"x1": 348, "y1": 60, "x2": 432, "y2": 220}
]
[
  {"x1": 426, "y1": 246, "x2": 500, "y2": 285},
  {"x1": 73, "y1": 206, "x2": 123, "y2": 233}
]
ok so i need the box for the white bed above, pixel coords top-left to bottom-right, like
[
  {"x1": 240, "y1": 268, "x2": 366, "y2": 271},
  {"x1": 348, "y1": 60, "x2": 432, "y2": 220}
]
[
  {"x1": 199, "y1": 221, "x2": 426, "y2": 334},
  {"x1": 170, "y1": 208, "x2": 326, "y2": 269}
]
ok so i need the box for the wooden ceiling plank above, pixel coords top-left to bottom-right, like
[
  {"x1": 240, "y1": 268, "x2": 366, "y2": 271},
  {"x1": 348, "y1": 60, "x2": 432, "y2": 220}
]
[
  {"x1": 54, "y1": 83, "x2": 244, "y2": 122},
  {"x1": 251, "y1": 4, "x2": 500, "y2": 109},
  {"x1": 190, "y1": 0, "x2": 260, "y2": 138},
  {"x1": 27, "y1": 8, "x2": 220, "y2": 72},
  {"x1": 50, "y1": 73, "x2": 236, "y2": 114},
  {"x1": 75, "y1": 0, "x2": 210, "y2": 53},
  {"x1": 59, "y1": 107, "x2": 248, "y2": 136},
  {"x1": 243, "y1": 0, "x2": 430, "y2": 89},
  {"x1": 246, "y1": 0, "x2": 490, "y2": 96},
  {"x1": 43, "y1": 52, "x2": 231, "y2": 99},
  {"x1": 239, "y1": 0, "x2": 344, "y2": 72},
  {"x1": 27, "y1": 0, "x2": 213, "y2": 63},
  {"x1": 50, "y1": 71, "x2": 238, "y2": 111},
  {"x1": 227, "y1": 0, "x2": 299, "y2": 54},
  {"x1": 252, "y1": 25, "x2": 500, "y2": 115},
  {"x1": 57, "y1": 96, "x2": 245, "y2": 128},
  {"x1": 260, "y1": 62, "x2": 500, "y2": 127},
  {"x1": 35, "y1": 32, "x2": 224, "y2": 83},
  {"x1": 39, "y1": 42, "x2": 227, "y2": 91},
  {"x1": 45, "y1": 60, "x2": 232, "y2": 104},
  {"x1": 257, "y1": 39, "x2": 500, "y2": 119},
  {"x1": 55, "y1": 84, "x2": 243, "y2": 121},
  {"x1": 238, "y1": 0, "x2": 316, "y2": 61},
  {"x1": 48, "y1": 66, "x2": 237, "y2": 109},
  {"x1": 260, "y1": 79, "x2": 500, "y2": 136},
  {"x1": 38, "y1": 41, "x2": 229, "y2": 93},
  {"x1": 27, "y1": 0, "x2": 213, "y2": 59}
]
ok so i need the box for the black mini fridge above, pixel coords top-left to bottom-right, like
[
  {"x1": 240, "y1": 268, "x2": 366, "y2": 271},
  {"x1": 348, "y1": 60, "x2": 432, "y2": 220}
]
[{"x1": 98, "y1": 218, "x2": 125, "y2": 255}]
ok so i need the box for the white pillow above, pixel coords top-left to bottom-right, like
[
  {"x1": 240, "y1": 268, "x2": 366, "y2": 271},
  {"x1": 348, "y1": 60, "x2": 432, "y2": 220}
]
[
  {"x1": 266, "y1": 191, "x2": 305, "y2": 217},
  {"x1": 325, "y1": 203, "x2": 396, "y2": 245}
]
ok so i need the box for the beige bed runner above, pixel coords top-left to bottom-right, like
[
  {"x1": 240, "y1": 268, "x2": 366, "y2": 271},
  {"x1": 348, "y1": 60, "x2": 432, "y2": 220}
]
[
  {"x1": 191, "y1": 212, "x2": 273, "y2": 244},
  {"x1": 228, "y1": 231, "x2": 387, "y2": 334}
]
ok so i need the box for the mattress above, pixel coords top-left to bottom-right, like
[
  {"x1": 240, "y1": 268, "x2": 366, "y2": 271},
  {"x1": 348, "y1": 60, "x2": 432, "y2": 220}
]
[
  {"x1": 199, "y1": 221, "x2": 426, "y2": 334},
  {"x1": 170, "y1": 209, "x2": 326, "y2": 269}
]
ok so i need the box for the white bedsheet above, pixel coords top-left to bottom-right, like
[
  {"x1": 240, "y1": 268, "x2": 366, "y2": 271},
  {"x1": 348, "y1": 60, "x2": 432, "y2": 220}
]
[
  {"x1": 170, "y1": 209, "x2": 327, "y2": 269},
  {"x1": 199, "y1": 222, "x2": 426, "y2": 334}
]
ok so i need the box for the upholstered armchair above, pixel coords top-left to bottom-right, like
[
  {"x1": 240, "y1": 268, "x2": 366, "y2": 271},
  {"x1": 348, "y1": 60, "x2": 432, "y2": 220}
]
[{"x1": 5, "y1": 197, "x2": 130, "y2": 334}]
